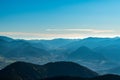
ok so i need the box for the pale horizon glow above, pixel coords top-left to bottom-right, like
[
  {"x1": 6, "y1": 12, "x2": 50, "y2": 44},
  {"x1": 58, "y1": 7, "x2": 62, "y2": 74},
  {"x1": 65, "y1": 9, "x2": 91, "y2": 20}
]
[{"x1": 0, "y1": 31, "x2": 119, "y2": 40}]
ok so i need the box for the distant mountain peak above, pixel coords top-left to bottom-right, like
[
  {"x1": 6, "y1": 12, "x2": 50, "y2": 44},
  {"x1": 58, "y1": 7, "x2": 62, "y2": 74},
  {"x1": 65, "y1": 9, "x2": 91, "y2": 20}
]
[
  {"x1": 78, "y1": 46, "x2": 90, "y2": 49},
  {"x1": 74, "y1": 46, "x2": 93, "y2": 53}
]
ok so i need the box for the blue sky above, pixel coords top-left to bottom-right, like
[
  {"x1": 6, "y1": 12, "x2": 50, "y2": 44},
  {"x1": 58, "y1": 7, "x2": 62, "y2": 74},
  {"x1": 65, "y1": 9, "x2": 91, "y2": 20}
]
[{"x1": 0, "y1": 0, "x2": 120, "y2": 39}]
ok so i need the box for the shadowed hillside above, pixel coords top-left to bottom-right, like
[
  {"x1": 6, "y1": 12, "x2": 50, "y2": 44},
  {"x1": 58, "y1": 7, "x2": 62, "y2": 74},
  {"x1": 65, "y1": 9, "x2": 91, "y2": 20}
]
[
  {"x1": 0, "y1": 61, "x2": 98, "y2": 80},
  {"x1": 41, "y1": 74, "x2": 120, "y2": 80}
]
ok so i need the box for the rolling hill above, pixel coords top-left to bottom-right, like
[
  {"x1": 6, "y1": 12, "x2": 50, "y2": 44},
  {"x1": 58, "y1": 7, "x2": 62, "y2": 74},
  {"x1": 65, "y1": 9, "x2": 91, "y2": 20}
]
[{"x1": 0, "y1": 61, "x2": 98, "y2": 80}]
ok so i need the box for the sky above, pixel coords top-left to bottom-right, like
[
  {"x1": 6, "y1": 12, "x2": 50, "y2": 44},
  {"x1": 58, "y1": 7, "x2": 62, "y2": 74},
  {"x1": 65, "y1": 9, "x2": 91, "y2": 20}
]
[{"x1": 0, "y1": 0, "x2": 120, "y2": 39}]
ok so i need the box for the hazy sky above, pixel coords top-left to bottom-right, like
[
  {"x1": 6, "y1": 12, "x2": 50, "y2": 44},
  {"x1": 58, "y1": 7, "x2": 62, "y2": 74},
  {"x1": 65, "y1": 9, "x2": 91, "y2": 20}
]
[{"x1": 0, "y1": 0, "x2": 120, "y2": 39}]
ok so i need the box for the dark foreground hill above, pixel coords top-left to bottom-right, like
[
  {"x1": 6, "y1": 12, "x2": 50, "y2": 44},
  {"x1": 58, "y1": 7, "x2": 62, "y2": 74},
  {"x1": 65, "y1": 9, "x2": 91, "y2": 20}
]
[
  {"x1": 42, "y1": 74, "x2": 120, "y2": 80},
  {"x1": 0, "y1": 61, "x2": 98, "y2": 80}
]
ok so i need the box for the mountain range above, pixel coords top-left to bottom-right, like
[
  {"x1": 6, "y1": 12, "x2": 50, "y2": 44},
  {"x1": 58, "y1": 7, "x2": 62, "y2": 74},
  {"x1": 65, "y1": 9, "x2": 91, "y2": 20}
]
[{"x1": 0, "y1": 36, "x2": 120, "y2": 75}]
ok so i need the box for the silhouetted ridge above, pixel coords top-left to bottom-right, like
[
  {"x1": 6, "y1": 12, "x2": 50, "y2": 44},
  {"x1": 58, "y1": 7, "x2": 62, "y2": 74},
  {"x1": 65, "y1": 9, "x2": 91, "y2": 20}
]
[
  {"x1": 0, "y1": 61, "x2": 98, "y2": 80},
  {"x1": 93, "y1": 74, "x2": 120, "y2": 80},
  {"x1": 43, "y1": 61, "x2": 98, "y2": 78},
  {"x1": 41, "y1": 76, "x2": 86, "y2": 80},
  {"x1": 41, "y1": 74, "x2": 120, "y2": 80},
  {"x1": 0, "y1": 61, "x2": 42, "y2": 80}
]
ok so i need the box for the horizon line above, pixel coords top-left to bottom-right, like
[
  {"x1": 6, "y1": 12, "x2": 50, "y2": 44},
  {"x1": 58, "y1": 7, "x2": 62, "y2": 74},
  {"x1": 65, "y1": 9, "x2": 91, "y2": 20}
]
[{"x1": 0, "y1": 35, "x2": 120, "y2": 40}]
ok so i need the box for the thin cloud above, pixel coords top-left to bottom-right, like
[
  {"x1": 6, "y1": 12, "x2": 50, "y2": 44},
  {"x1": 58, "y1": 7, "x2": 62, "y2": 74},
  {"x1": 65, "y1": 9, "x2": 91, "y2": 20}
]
[
  {"x1": 46, "y1": 28, "x2": 114, "y2": 33},
  {"x1": 0, "y1": 32, "x2": 83, "y2": 39}
]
